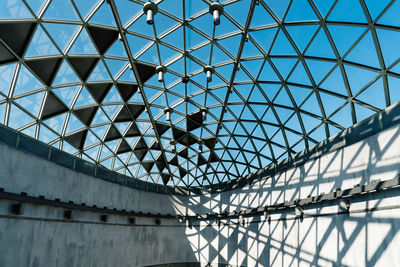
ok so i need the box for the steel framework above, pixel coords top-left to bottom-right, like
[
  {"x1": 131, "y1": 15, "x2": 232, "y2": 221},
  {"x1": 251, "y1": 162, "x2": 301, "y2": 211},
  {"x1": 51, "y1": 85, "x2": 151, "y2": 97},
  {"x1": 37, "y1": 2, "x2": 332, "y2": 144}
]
[{"x1": 0, "y1": 0, "x2": 399, "y2": 188}]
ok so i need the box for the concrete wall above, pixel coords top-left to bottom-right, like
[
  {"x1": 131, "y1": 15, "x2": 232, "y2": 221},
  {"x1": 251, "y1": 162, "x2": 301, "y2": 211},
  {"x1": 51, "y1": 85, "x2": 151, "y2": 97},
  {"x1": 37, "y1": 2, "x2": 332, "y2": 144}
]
[
  {"x1": 0, "y1": 121, "x2": 399, "y2": 266},
  {"x1": 170, "y1": 122, "x2": 400, "y2": 266}
]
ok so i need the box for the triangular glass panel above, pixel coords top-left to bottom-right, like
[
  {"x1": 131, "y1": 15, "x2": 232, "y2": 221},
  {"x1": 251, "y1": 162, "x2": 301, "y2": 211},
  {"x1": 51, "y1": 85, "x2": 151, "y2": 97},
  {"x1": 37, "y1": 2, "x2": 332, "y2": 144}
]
[
  {"x1": 25, "y1": 26, "x2": 59, "y2": 57},
  {"x1": 89, "y1": 2, "x2": 117, "y2": 27},
  {"x1": 355, "y1": 77, "x2": 386, "y2": 109},
  {"x1": 286, "y1": 25, "x2": 319, "y2": 53},
  {"x1": 43, "y1": 0, "x2": 80, "y2": 21},
  {"x1": 288, "y1": 61, "x2": 312, "y2": 86},
  {"x1": 13, "y1": 64, "x2": 45, "y2": 96},
  {"x1": 285, "y1": 0, "x2": 318, "y2": 22},
  {"x1": 270, "y1": 58, "x2": 297, "y2": 79},
  {"x1": 0, "y1": 63, "x2": 17, "y2": 95},
  {"x1": 52, "y1": 60, "x2": 81, "y2": 86},
  {"x1": 328, "y1": 0, "x2": 368, "y2": 23},
  {"x1": 327, "y1": 25, "x2": 366, "y2": 57},
  {"x1": 14, "y1": 91, "x2": 45, "y2": 117},
  {"x1": 53, "y1": 85, "x2": 80, "y2": 107},
  {"x1": 345, "y1": 31, "x2": 380, "y2": 68},
  {"x1": 87, "y1": 60, "x2": 111, "y2": 82},
  {"x1": 74, "y1": 87, "x2": 97, "y2": 107},
  {"x1": 264, "y1": 0, "x2": 291, "y2": 21},
  {"x1": 305, "y1": 27, "x2": 336, "y2": 59},
  {"x1": 376, "y1": 28, "x2": 400, "y2": 68},
  {"x1": 68, "y1": 28, "x2": 98, "y2": 54}
]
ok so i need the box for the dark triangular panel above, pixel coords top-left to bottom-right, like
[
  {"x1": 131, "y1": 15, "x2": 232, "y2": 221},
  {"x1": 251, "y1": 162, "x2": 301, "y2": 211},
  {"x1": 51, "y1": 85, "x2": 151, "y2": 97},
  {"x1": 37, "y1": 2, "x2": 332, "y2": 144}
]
[
  {"x1": 116, "y1": 83, "x2": 138, "y2": 102},
  {"x1": 134, "y1": 137, "x2": 147, "y2": 150},
  {"x1": 73, "y1": 105, "x2": 98, "y2": 125},
  {"x1": 150, "y1": 141, "x2": 161, "y2": 150},
  {"x1": 25, "y1": 57, "x2": 63, "y2": 86},
  {"x1": 125, "y1": 122, "x2": 140, "y2": 137},
  {"x1": 172, "y1": 127, "x2": 186, "y2": 140},
  {"x1": 156, "y1": 161, "x2": 166, "y2": 171},
  {"x1": 86, "y1": 25, "x2": 118, "y2": 54},
  {"x1": 198, "y1": 155, "x2": 208, "y2": 166},
  {"x1": 64, "y1": 129, "x2": 88, "y2": 150},
  {"x1": 142, "y1": 161, "x2": 154, "y2": 173},
  {"x1": 40, "y1": 92, "x2": 69, "y2": 120},
  {"x1": 134, "y1": 150, "x2": 147, "y2": 161},
  {"x1": 135, "y1": 62, "x2": 156, "y2": 83},
  {"x1": 0, "y1": 22, "x2": 37, "y2": 57},
  {"x1": 177, "y1": 133, "x2": 197, "y2": 146},
  {"x1": 104, "y1": 124, "x2": 122, "y2": 141},
  {"x1": 161, "y1": 173, "x2": 170, "y2": 185},
  {"x1": 86, "y1": 82, "x2": 113, "y2": 103},
  {"x1": 0, "y1": 43, "x2": 17, "y2": 64},
  {"x1": 127, "y1": 104, "x2": 145, "y2": 119},
  {"x1": 187, "y1": 134, "x2": 198, "y2": 145},
  {"x1": 178, "y1": 147, "x2": 188, "y2": 158},
  {"x1": 68, "y1": 56, "x2": 100, "y2": 81},
  {"x1": 187, "y1": 111, "x2": 203, "y2": 131},
  {"x1": 169, "y1": 155, "x2": 178, "y2": 166},
  {"x1": 114, "y1": 106, "x2": 132, "y2": 122},
  {"x1": 204, "y1": 137, "x2": 217, "y2": 149},
  {"x1": 179, "y1": 167, "x2": 188, "y2": 178},
  {"x1": 210, "y1": 152, "x2": 219, "y2": 162},
  {"x1": 117, "y1": 139, "x2": 131, "y2": 154},
  {"x1": 154, "y1": 122, "x2": 170, "y2": 136}
]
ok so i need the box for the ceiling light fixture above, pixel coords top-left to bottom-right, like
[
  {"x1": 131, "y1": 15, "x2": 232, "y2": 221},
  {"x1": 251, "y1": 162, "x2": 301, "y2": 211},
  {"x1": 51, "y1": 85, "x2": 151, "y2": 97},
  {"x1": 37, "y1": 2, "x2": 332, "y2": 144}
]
[
  {"x1": 143, "y1": 2, "x2": 158, "y2": 25},
  {"x1": 209, "y1": 2, "x2": 224, "y2": 26}
]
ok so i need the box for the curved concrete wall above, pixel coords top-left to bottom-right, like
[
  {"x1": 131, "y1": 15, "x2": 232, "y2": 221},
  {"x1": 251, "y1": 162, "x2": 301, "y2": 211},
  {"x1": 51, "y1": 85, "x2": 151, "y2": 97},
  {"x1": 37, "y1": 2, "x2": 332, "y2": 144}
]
[
  {"x1": 0, "y1": 121, "x2": 399, "y2": 266},
  {"x1": 168, "y1": 122, "x2": 400, "y2": 266}
]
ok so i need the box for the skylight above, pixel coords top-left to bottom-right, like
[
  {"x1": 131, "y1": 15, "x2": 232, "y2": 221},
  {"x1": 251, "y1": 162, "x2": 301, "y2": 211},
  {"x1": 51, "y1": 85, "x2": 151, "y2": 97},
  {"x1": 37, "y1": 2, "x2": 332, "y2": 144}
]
[{"x1": 0, "y1": 0, "x2": 399, "y2": 187}]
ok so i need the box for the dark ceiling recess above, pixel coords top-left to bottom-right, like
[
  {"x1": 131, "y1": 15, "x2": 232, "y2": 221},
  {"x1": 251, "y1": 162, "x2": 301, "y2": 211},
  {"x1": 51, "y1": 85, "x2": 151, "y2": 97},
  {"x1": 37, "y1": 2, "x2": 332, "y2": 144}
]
[
  {"x1": 117, "y1": 139, "x2": 131, "y2": 154},
  {"x1": 154, "y1": 122, "x2": 170, "y2": 136},
  {"x1": 169, "y1": 155, "x2": 178, "y2": 166},
  {"x1": 68, "y1": 56, "x2": 100, "y2": 81},
  {"x1": 135, "y1": 63, "x2": 156, "y2": 83},
  {"x1": 114, "y1": 104, "x2": 145, "y2": 123},
  {"x1": 179, "y1": 167, "x2": 188, "y2": 178},
  {"x1": 26, "y1": 57, "x2": 63, "y2": 86},
  {"x1": 115, "y1": 105, "x2": 134, "y2": 122},
  {"x1": 204, "y1": 137, "x2": 217, "y2": 150},
  {"x1": 178, "y1": 147, "x2": 188, "y2": 159},
  {"x1": 187, "y1": 110, "x2": 204, "y2": 131},
  {"x1": 86, "y1": 82, "x2": 113, "y2": 103},
  {"x1": 197, "y1": 155, "x2": 208, "y2": 166},
  {"x1": 125, "y1": 122, "x2": 141, "y2": 137},
  {"x1": 161, "y1": 173, "x2": 170, "y2": 185},
  {"x1": 65, "y1": 129, "x2": 88, "y2": 150},
  {"x1": 73, "y1": 105, "x2": 98, "y2": 126},
  {"x1": 0, "y1": 43, "x2": 17, "y2": 65},
  {"x1": 150, "y1": 140, "x2": 161, "y2": 150},
  {"x1": 86, "y1": 25, "x2": 119, "y2": 54},
  {"x1": 40, "y1": 92, "x2": 68, "y2": 120},
  {"x1": 116, "y1": 83, "x2": 139, "y2": 102},
  {"x1": 133, "y1": 137, "x2": 148, "y2": 161},
  {"x1": 156, "y1": 157, "x2": 166, "y2": 172},
  {"x1": 105, "y1": 125, "x2": 122, "y2": 142},
  {"x1": 142, "y1": 161, "x2": 154, "y2": 173},
  {"x1": 0, "y1": 22, "x2": 37, "y2": 57}
]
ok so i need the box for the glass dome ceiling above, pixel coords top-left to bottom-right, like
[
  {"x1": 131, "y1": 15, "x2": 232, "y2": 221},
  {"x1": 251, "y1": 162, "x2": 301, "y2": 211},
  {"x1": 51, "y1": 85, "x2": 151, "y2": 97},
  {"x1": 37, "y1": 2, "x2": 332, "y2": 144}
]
[{"x1": 0, "y1": 0, "x2": 399, "y2": 187}]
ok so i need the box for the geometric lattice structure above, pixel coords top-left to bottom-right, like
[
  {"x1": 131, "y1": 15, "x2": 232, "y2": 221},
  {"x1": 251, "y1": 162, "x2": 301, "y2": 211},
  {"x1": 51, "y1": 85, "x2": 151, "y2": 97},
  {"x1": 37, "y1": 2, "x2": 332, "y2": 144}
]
[{"x1": 0, "y1": 0, "x2": 399, "y2": 187}]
